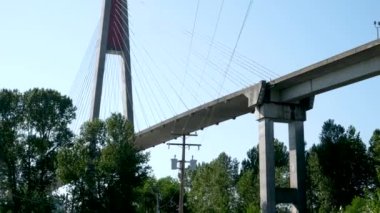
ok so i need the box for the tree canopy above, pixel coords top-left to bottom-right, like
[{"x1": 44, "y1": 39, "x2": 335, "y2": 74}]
[
  {"x1": 307, "y1": 120, "x2": 377, "y2": 212},
  {"x1": 188, "y1": 152, "x2": 239, "y2": 212},
  {"x1": 57, "y1": 113, "x2": 150, "y2": 212},
  {"x1": 1, "y1": 88, "x2": 379, "y2": 212},
  {"x1": 0, "y1": 88, "x2": 76, "y2": 212},
  {"x1": 136, "y1": 176, "x2": 180, "y2": 213}
]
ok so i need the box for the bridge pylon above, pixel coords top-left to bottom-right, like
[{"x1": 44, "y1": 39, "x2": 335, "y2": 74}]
[{"x1": 91, "y1": 0, "x2": 133, "y2": 124}]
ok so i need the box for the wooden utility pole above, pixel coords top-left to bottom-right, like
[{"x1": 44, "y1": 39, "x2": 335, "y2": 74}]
[{"x1": 168, "y1": 133, "x2": 200, "y2": 213}]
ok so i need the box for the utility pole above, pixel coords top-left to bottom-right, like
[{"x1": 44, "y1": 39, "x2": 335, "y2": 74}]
[
  {"x1": 168, "y1": 133, "x2": 200, "y2": 213},
  {"x1": 156, "y1": 192, "x2": 160, "y2": 213},
  {"x1": 374, "y1": 21, "x2": 380, "y2": 39}
]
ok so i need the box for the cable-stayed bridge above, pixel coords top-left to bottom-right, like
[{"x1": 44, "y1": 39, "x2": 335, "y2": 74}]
[
  {"x1": 69, "y1": 1, "x2": 380, "y2": 212},
  {"x1": 70, "y1": 0, "x2": 280, "y2": 134}
]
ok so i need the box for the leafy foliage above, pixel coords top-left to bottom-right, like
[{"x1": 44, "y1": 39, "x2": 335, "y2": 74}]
[
  {"x1": 237, "y1": 139, "x2": 289, "y2": 211},
  {"x1": 136, "y1": 176, "x2": 180, "y2": 213},
  {"x1": 188, "y1": 152, "x2": 239, "y2": 212},
  {"x1": 0, "y1": 88, "x2": 75, "y2": 212},
  {"x1": 1, "y1": 87, "x2": 379, "y2": 212},
  {"x1": 57, "y1": 113, "x2": 150, "y2": 212},
  {"x1": 236, "y1": 169, "x2": 259, "y2": 212},
  {"x1": 307, "y1": 119, "x2": 377, "y2": 212},
  {"x1": 369, "y1": 129, "x2": 380, "y2": 184},
  {"x1": 344, "y1": 189, "x2": 380, "y2": 213},
  {"x1": 240, "y1": 146, "x2": 259, "y2": 175},
  {"x1": 156, "y1": 177, "x2": 180, "y2": 212}
]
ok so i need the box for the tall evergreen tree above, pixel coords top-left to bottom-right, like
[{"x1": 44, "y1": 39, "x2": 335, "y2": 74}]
[
  {"x1": 307, "y1": 120, "x2": 376, "y2": 211},
  {"x1": 369, "y1": 129, "x2": 380, "y2": 184}
]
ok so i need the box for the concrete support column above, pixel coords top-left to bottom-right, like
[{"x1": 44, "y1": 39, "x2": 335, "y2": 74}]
[
  {"x1": 258, "y1": 118, "x2": 276, "y2": 213},
  {"x1": 289, "y1": 121, "x2": 306, "y2": 213}
]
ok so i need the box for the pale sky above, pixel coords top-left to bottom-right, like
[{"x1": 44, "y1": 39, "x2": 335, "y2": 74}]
[{"x1": 1, "y1": 0, "x2": 380, "y2": 178}]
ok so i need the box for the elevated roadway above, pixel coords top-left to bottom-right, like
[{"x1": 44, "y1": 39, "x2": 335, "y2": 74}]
[{"x1": 135, "y1": 40, "x2": 380, "y2": 150}]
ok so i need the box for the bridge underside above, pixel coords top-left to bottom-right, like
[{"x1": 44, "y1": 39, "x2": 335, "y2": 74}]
[
  {"x1": 135, "y1": 39, "x2": 380, "y2": 150},
  {"x1": 135, "y1": 82, "x2": 265, "y2": 149}
]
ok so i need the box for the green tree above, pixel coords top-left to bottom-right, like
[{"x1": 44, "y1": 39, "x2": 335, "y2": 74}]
[
  {"x1": 188, "y1": 152, "x2": 239, "y2": 212},
  {"x1": 136, "y1": 176, "x2": 180, "y2": 213},
  {"x1": 307, "y1": 120, "x2": 376, "y2": 212},
  {"x1": 57, "y1": 113, "x2": 150, "y2": 212},
  {"x1": 238, "y1": 139, "x2": 289, "y2": 212},
  {"x1": 345, "y1": 129, "x2": 380, "y2": 212},
  {"x1": 58, "y1": 119, "x2": 106, "y2": 212},
  {"x1": 241, "y1": 146, "x2": 259, "y2": 175},
  {"x1": 0, "y1": 88, "x2": 76, "y2": 212},
  {"x1": 0, "y1": 89, "x2": 23, "y2": 212},
  {"x1": 236, "y1": 169, "x2": 259, "y2": 212},
  {"x1": 306, "y1": 150, "x2": 335, "y2": 212},
  {"x1": 344, "y1": 189, "x2": 380, "y2": 213},
  {"x1": 136, "y1": 176, "x2": 158, "y2": 213},
  {"x1": 238, "y1": 146, "x2": 260, "y2": 212},
  {"x1": 21, "y1": 88, "x2": 75, "y2": 212},
  {"x1": 273, "y1": 139, "x2": 289, "y2": 188},
  {"x1": 369, "y1": 129, "x2": 380, "y2": 184},
  {"x1": 156, "y1": 177, "x2": 180, "y2": 212}
]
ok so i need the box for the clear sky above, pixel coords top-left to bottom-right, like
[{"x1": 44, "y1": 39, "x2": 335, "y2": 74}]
[{"x1": 1, "y1": 0, "x2": 380, "y2": 179}]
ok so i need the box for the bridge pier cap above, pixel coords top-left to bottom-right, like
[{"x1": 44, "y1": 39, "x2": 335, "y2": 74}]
[{"x1": 256, "y1": 103, "x2": 307, "y2": 123}]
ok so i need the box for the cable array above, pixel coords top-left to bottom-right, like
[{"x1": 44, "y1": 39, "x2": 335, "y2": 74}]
[
  {"x1": 69, "y1": 24, "x2": 100, "y2": 133},
  {"x1": 218, "y1": 0, "x2": 254, "y2": 95},
  {"x1": 179, "y1": 0, "x2": 201, "y2": 98},
  {"x1": 69, "y1": 0, "x2": 280, "y2": 134}
]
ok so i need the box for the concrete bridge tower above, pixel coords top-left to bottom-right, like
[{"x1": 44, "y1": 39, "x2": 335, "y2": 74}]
[{"x1": 90, "y1": 0, "x2": 133, "y2": 123}]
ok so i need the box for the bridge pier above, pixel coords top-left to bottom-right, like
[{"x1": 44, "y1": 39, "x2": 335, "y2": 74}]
[
  {"x1": 258, "y1": 118, "x2": 275, "y2": 213},
  {"x1": 256, "y1": 103, "x2": 307, "y2": 213},
  {"x1": 289, "y1": 121, "x2": 306, "y2": 213}
]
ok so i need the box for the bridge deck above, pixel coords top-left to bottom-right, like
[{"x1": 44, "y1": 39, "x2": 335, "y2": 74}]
[
  {"x1": 135, "y1": 40, "x2": 380, "y2": 150},
  {"x1": 135, "y1": 82, "x2": 264, "y2": 149},
  {"x1": 270, "y1": 40, "x2": 380, "y2": 101}
]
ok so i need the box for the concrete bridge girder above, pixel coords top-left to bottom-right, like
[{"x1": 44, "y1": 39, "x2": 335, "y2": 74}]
[{"x1": 135, "y1": 81, "x2": 266, "y2": 149}]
